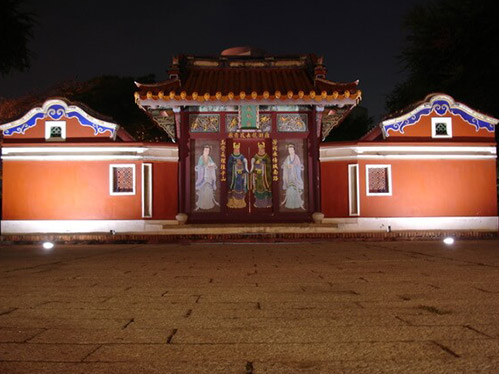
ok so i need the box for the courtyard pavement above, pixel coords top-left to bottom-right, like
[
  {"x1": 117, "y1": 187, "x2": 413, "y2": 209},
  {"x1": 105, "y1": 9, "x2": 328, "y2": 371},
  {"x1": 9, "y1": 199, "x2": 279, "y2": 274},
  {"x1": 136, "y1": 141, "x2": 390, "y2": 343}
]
[{"x1": 0, "y1": 239, "x2": 498, "y2": 373}]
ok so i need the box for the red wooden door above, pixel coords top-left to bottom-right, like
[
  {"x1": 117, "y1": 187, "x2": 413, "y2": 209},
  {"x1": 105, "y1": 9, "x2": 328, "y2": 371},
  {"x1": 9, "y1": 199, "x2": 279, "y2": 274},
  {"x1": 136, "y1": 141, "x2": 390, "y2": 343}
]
[
  {"x1": 182, "y1": 109, "x2": 319, "y2": 223},
  {"x1": 226, "y1": 139, "x2": 273, "y2": 215}
]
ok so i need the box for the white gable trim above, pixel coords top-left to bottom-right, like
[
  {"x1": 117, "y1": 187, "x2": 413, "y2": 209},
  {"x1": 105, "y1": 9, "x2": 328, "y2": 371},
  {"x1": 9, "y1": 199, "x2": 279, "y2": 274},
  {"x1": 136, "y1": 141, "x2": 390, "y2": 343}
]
[
  {"x1": 0, "y1": 99, "x2": 119, "y2": 138},
  {"x1": 380, "y1": 94, "x2": 498, "y2": 137}
]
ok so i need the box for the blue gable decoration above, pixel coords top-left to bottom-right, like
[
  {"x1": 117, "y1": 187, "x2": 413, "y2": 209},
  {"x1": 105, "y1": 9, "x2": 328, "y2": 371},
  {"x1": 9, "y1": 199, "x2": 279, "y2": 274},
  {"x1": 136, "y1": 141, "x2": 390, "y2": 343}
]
[
  {"x1": 46, "y1": 104, "x2": 66, "y2": 120},
  {"x1": 381, "y1": 94, "x2": 498, "y2": 137},
  {"x1": 3, "y1": 113, "x2": 45, "y2": 136},
  {"x1": 0, "y1": 99, "x2": 118, "y2": 137},
  {"x1": 66, "y1": 110, "x2": 116, "y2": 136}
]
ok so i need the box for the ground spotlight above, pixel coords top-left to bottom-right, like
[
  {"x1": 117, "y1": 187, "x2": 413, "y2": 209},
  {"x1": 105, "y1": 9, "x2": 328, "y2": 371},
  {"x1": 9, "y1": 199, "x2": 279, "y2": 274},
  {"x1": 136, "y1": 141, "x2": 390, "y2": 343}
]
[
  {"x1": 42, "y1": 242, "x2": 54, "y2": 250},
  {"x1": 443, "y1": 237, "x2": 454, "y2": 245}
]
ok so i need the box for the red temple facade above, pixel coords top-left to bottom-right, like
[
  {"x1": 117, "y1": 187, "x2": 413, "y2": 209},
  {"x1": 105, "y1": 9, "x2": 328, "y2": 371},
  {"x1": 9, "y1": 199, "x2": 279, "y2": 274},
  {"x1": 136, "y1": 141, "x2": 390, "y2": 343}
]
[
  {"x1": 320, "y1": 94, "x2": 498, "y2": 231},
  {"x1": 0, "y1": 99, "x2": 178, "y2": 233},
  {"x1": 134, "y1": 51, "x2": 360, "y2": 223},
  {"x1": 0, "y1": 49, "x2": 497, "y2": 233}
]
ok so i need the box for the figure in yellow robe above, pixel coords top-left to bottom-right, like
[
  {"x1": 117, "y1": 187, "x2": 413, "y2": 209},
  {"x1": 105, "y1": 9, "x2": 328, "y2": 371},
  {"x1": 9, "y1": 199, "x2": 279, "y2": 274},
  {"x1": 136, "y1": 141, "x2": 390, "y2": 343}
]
[{"x1": 250, "y1": 143, "x2": 272, "y2": 208}]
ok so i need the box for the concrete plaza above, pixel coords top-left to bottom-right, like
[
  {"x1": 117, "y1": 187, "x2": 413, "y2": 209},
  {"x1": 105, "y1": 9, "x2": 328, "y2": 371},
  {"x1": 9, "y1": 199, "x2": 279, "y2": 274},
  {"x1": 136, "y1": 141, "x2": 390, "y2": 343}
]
[{"x1": 0, "y1": 239, "x2": 498, "y2": 373}]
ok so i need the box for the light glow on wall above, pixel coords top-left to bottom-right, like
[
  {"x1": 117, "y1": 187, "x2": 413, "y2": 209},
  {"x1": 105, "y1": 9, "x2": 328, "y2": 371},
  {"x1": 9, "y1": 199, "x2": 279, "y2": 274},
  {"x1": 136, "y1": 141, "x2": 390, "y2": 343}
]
[
  {"x1": 443, "y1": 237, "x2": 455, "y2": 245},
  {"x1": 42, "y1": 242, "x2": 54, "y2": 250}
]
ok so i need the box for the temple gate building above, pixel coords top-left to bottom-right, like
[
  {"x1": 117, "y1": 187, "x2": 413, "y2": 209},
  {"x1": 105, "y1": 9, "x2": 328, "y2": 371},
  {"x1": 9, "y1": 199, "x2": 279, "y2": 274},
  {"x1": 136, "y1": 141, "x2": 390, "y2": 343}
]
[
  {"x1": 0, "y1": 48, "x2": 497, "y2": 233},
  {"x1": 134, "y1": 48, "x2": 361, "y2": 223}
]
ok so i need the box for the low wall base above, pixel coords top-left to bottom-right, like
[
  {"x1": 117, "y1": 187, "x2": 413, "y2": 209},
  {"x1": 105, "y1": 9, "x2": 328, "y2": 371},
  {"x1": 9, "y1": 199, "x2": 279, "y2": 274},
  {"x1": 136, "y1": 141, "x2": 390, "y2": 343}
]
[
  {"x1": 322, "y1": 216, "x2": 498, "y2": 232},
  {"x1": 0, "y1": 230, "x2": 497, "y2": 244},
  {"x1": 1, "y1": 220, "x2": 178, "y2": 234}
]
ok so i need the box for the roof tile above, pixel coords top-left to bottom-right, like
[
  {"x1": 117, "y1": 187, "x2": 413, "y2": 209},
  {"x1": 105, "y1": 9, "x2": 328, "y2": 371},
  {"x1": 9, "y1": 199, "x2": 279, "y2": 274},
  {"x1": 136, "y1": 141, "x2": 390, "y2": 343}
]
[{"x1": 136, "y1": 54, "x2": 360, "y2": 102}]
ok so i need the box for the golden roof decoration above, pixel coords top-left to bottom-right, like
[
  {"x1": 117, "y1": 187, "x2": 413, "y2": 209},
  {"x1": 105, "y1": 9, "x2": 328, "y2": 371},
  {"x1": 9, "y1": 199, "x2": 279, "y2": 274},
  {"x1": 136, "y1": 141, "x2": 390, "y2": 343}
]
[{"x1": 135, "y1": 89, "x2": 362, "y2": 102}]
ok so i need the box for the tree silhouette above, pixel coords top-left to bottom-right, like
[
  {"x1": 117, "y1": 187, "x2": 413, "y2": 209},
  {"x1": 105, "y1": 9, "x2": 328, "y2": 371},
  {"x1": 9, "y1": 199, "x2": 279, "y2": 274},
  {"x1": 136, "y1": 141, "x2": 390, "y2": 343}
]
[
  {"x1": 0, "y1": 75, "x2": 169, "y2": 142},
  {"x1": 0, "y1": 0, "x2": 36, "y2": 76},
  {"x1": 324, "y1": 106, "x2": 374, "y2": 142},
  {"x1": 387, "y1": 0, "x2": 498, "y2": 117}
]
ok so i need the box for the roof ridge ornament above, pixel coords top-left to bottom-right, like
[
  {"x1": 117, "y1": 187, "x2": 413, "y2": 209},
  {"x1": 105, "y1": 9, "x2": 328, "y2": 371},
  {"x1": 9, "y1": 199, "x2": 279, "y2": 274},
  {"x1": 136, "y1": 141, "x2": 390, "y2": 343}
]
[
  {"x1": 220, "y1": 46, "x2": 266, "y2": 56},
  {"x1": 314, "y1": 56, "x2": 327, "y2": 79}
]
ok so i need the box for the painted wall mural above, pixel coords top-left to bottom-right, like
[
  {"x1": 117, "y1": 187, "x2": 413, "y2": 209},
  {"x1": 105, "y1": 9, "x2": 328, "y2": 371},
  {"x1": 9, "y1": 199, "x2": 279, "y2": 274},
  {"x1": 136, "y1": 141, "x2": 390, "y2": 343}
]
[
  {"x1": 250, "y1": 142, "x2": 272, "y2": 208},
  {"x1": 226, "y1": 113, "x2": 272, "y2": 133},
  {"x1": 225, "y1": 114, "x2": 239, "y2": 132},
  {"x1": 190, "y1": 134, "x2": 309, "y2": 215},
  {"x1": 194, "y1": 143, "x2": 220, "y2": 211},
  {"x1": 280, "y1": 142, "x2": 306, "y2": 210},
  {"x1": 227, "y1": 142, "x2": 249, "y2": 208},
  {"x1": 190, "y1": 114, "x2": 220, "y2": 133},
  {"x1": 277, "y1": 114, "x2": 308, "y2": 132},
  {"x1": 259, "y1": 114, "x2": 272, "y2": 132},
  {"x1": 239, "y1": 105, "x2": 259, "y2": 129}
]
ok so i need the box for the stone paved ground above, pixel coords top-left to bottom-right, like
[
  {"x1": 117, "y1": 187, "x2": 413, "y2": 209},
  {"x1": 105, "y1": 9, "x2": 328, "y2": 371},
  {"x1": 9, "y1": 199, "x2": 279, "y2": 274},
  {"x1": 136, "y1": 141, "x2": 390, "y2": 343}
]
[{"x1": 0, "y1": 239, "x2": 497, "y2": 373}]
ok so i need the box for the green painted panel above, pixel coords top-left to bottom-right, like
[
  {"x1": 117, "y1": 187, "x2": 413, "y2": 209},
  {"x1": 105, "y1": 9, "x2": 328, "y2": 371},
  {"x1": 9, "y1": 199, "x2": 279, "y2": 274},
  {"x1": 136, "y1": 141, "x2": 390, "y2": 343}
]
[{"x1": 239, "y1": 105, "x2": 259, "y2": 129}]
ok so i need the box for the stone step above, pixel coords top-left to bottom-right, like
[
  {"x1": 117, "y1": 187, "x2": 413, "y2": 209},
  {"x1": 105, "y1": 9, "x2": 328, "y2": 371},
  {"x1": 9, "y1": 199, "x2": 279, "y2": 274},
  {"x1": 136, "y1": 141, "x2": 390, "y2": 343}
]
[{"x1": 161, "y1": 223, "x2": 339, "y2": 235}]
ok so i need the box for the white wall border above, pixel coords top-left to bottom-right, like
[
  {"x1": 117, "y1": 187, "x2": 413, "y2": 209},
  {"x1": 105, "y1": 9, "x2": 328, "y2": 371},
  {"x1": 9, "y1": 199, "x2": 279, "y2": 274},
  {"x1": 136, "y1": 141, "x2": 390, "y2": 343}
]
[
  {"x1": 1, "y1": 220, "x2": 178, "y2": 234},
  {"x1": 1, "y1": 145, "x2": 179, "y2": 162},
  {"x1": 319, "y1": 145, "x2": 497, "y2": 162},
  {"x1": 322, "y1": 216, "x2": 499, "y2": 232},
  {"x1": 2, "y1": 217, "x2": 496, "y2": 234}
]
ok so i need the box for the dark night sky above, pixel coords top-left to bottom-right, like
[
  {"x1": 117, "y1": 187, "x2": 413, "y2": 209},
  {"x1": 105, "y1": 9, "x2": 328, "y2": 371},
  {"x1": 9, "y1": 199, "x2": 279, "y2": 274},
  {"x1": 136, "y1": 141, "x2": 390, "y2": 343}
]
[{"x1": 0, "y1": 0, "x2": 427, "y2": 121}]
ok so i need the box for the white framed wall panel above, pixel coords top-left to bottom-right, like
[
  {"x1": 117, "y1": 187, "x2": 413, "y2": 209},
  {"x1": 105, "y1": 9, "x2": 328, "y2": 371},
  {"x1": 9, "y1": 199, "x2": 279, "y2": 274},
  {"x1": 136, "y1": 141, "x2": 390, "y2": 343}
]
[
  {"x1": 142, "y1": 163, "x2": 153, "y2": 218},
  {"x1": 431, "y1": 117, "x2": 452, "y2": 138},
  {"x1": 109, "y1": 164, "x2": 136, "y2": 196},
  {"x1": 348, "y1": 164, "x2": 360, "y2": 216},
  {"x1": 45, "y1": 120, "x2": 67, "y2": 140},
  {"x1": 366, "y1": 164, "x2": 392, "y2": 196}
]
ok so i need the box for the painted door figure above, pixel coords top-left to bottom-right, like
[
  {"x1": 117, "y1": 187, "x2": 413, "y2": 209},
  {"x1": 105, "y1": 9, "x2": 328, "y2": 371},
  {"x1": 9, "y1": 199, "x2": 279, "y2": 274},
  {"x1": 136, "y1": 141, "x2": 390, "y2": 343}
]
[
  {"x1": 194, "y1": 145, "x2": 219, "y2": 210},
  {"x1": 227, "y1": 142, "x2": 249, "y2": 208},
  {"x1": 250, "y1": 142, "x2": 272, "y2": 208},
  {"x1": 281, "y1": 143, "x2": 305, "y2": 209}
]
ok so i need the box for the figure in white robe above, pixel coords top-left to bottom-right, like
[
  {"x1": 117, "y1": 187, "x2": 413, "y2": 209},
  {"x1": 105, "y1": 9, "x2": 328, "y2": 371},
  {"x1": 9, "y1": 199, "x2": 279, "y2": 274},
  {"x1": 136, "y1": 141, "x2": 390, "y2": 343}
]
[
  {"x1": 195, "y1": 145, "x2": 219, "y2": 210},
  {"x1": 281, "y1": 144, "x2": 305, "y2": 210}
]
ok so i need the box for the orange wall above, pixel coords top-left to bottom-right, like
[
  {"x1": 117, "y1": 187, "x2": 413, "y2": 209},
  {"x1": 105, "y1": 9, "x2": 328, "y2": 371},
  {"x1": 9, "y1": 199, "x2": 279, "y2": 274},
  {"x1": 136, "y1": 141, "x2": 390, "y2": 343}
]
[
  {"x1": 151, "y1": 162, "x2": 178, "y2": 220},
  {"x1": 321, "y1": 159, "x2": 498, "y2": 217},
  {"x1": 320, "y1": 161, "x2": 349, "y2": 217},
  {"x1": 388, "y1": 112, "x2": 495, "y2": 139},
  {"x1": 6, "y1": 117, "x2": 114, "y2": 140},
  {"x1": 2, "y1": 161, "x2": 178, "y2": 220}
]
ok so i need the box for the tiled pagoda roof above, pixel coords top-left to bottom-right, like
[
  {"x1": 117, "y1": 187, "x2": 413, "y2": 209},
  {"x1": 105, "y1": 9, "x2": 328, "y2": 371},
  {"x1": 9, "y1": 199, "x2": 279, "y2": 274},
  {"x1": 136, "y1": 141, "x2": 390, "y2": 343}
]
[{"x1": 135, "y1": 53, "x2": 361, "y2": 103}]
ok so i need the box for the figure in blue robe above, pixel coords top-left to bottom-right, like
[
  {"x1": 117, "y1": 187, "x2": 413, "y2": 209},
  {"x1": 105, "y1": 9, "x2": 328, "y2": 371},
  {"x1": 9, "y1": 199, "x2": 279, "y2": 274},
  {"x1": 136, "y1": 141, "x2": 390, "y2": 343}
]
[{"x1": 227, "y1": 144, "x2": 249, "y2": 208}]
